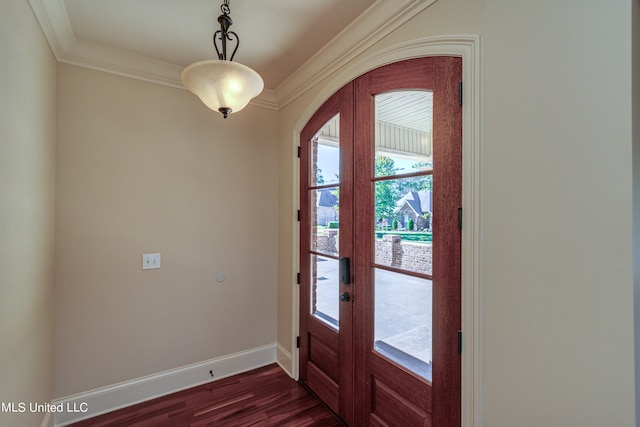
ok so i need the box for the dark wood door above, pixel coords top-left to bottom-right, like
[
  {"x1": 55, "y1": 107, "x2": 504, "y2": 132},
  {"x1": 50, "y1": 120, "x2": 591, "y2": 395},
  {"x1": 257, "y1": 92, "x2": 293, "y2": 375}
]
[
  {"x1": 299, "y1": 82, "x2": 355, "y2": 424},
  {"x1": 300, "y1": 57, "x2": 462, "y2": 426}
]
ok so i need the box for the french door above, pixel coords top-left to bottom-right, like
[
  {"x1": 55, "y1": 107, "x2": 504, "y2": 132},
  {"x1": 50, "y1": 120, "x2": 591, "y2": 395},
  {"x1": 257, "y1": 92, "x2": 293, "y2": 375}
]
[{"x1": 299, "y1": 57, "x2": 462, "y2": 426}]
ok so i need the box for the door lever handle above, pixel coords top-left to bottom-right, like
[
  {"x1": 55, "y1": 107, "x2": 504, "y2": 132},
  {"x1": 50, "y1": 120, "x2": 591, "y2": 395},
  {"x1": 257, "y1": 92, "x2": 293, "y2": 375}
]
[
  {"x1": 339, "y1": 257, "x2": 351, "y2": 284},
  {"x1": 339, "y1": 292, "x2": 351, "y2": 302}
]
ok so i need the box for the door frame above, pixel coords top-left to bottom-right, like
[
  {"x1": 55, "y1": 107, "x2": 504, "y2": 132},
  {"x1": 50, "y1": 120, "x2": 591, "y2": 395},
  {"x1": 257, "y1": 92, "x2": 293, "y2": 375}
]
[{"x1": 290, "y1": 35, "x2": 481, "y2": 427}]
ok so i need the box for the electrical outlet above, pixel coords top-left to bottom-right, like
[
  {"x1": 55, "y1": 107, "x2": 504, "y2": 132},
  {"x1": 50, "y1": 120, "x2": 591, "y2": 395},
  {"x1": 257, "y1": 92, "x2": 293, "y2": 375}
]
[{"x1": 142, "y1": 253, "x2": 161, "y2": 270}]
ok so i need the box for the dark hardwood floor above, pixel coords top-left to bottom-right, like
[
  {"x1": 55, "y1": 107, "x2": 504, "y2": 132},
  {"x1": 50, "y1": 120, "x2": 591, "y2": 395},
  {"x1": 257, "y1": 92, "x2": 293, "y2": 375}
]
[{"x1": 71, "y1": 364, "x2": 345, "y2": 427}]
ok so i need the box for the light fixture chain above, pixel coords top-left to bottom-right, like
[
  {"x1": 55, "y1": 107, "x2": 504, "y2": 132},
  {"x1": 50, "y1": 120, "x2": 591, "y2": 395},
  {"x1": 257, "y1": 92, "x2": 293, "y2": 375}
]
[{"x1": 214, "y1": 0, "x2": 235, "y2": 61}]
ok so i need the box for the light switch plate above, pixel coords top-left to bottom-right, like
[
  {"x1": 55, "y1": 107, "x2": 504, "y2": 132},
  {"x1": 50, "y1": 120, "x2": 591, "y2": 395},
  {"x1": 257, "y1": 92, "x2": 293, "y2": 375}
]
[{"x1": 142, "y1": 253, "x2": 161, "y2": 270}]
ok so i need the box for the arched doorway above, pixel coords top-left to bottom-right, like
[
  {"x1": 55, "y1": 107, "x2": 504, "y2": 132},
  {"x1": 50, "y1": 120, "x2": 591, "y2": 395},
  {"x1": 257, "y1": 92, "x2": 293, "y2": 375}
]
[{"x1": 299, "y1": 57, "x2": 462, "y2": 426}]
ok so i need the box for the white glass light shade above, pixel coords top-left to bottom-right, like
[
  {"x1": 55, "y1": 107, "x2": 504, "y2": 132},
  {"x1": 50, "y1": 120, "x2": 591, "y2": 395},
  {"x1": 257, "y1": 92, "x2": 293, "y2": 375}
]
[{"x1": 181, "y1": 60, "x2": 264, "y2": 116}]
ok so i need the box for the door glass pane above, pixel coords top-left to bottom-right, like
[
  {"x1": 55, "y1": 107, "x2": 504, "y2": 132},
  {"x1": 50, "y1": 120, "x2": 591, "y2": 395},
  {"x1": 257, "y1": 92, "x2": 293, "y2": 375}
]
[
  {"x1": 374, "y1": 268, "x2": 432, "y2": 381},
  {"x1": 374, "y1": 176, "x2": 432, "y2": 275},
  {"x1": 309, "y1": 113, "x2": 341, "y2": 329},
  {"x1": 375, "y1": 91, "x2": 433, "y2": 177},
  {"x1": 373, "y1": 90, "x2": 434, "y2": 380},
  {"x1": 311, "y1": 114, "x2": 340, "y2": 186},
  {"x1": 311, "y1": 254, "x2": 339, "y2": 328},
  {"x1": 310, "y1": 187, "x2": 339, "y2": 257}
]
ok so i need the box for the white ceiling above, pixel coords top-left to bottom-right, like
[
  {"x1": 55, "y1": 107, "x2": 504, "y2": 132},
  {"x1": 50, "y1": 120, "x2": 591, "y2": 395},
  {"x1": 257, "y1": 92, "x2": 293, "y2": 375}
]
[
  {"x1": 28, "y1": 0, "x2": 437, "y2": 110},
  {"x1": 376, "y1": 91, "x2": 432, "y2": 133},
  {"x1": 61, "y1": 0, "x2": 375, "y2": 90}
]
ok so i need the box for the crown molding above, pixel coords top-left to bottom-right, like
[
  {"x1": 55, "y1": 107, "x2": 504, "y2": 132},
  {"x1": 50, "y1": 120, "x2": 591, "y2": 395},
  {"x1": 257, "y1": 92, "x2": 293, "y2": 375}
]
[
  {"x1": 28, "y1": 0, "x2": 74, "y2": 57},
  {"x1": 28, "y1": 0, "x2": 435, "y2": 111},
  {"x1": 250, "y1": 90, "x2": 279, "y2": 111},
  {"x1": 273, "y1": 0, "x2": 438, "y2": 108}
]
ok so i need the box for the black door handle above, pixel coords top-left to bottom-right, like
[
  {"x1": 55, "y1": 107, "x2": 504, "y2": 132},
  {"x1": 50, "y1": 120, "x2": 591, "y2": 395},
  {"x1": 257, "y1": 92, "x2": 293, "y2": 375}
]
[
  {"x1": 339, "y1": 292, "x2": 351, "y2": 302},
  {"x1": 339, "y1": 257, "x2": 351, "y2": 284}
]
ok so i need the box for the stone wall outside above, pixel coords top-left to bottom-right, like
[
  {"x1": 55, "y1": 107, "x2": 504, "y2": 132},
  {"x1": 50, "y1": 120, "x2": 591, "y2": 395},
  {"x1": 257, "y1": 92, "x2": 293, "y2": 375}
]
[
  {"x1": 375, "y1": 234, "x2": 432, "y2": 276},
  {"x1": 316, "y1": 232, "x2": 432, "y2": 276}
]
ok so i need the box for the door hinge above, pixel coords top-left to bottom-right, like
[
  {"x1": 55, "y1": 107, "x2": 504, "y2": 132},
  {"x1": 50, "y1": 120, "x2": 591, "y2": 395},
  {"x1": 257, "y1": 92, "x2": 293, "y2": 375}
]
[
  {"x1": 297, "y1": 146, "x2": 301, "y2": 158},
  {"x1": 458, "y1": 330, "x2": 462, "y2": 354},
  {"x1": 458, "y1": 81, "x2": 463, "y2": 105},
  {"x1": 296, "y1": 272, "x2": 300, "y2": 285},
  {"x1": 297, "y1": 210, "x2": 301, "y2": 221},
  {"x1": 458, "y1": 207, "x2": 462, "y2": 230},
  {"x1": 296, "y1": 336, "x2": 300, "y2": 348}
]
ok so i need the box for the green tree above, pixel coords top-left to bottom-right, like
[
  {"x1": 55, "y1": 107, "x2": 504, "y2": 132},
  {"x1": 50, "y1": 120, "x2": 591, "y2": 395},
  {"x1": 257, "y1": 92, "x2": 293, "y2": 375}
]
[
  {"x1": 375, "y1": 156, "x2": 400, "y2": 223},
  {"x1": 396, "y1": 162, "x2": 433, "y2": 194},
  {"x1": 376, "y1": 155, "x2": 397, "y2": 176}
]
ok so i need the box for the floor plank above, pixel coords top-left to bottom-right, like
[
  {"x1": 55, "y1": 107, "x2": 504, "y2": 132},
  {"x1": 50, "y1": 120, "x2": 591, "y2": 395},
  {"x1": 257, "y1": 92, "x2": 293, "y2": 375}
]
[{"x1": 71, "y1": 364, "x2": 344, "y2": 427}]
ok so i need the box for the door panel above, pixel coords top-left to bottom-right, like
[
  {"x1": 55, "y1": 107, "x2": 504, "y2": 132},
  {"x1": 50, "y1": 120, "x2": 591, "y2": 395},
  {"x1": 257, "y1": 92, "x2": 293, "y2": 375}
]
[
  {"x1": 369, "y1": 354, "x2": 432, "y2": 427},
  {"x1": 299, "y1": 82, "x2": 354, "y2": 424},
  {"x1": 430, "y1": 56, "x2": 463, "y2": 427},
  {"x1": 300, "y1": 57, "x2": 461, "y2": 427},
  {"x1": 353, "y1": 56, "x2": 462, "y2": 427}
]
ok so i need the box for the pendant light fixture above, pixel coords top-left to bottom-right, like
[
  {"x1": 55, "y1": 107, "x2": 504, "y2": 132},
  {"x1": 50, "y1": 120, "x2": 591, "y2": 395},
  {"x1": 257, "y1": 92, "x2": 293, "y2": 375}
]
[{"x1": 182, "y1": 0, "x2": 264, "y2": 118}]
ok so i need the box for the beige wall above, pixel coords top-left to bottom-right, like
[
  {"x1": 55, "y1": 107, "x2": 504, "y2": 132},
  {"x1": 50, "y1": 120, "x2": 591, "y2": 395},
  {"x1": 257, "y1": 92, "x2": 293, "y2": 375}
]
[
  {"x1": 0, "y1": 1, "x2": 57, "y2": 426},
  {"x1": 54, "y1": 64, "x2": 279, "y2": 397},
  {"x1": 278, "y1": 0, "x2": 636, "y2": 425},
  {"x1": 481, "y1": 1, "x2": 632, "y2": 425},
  {"x1": 1, "y1": 0, "x2": 636, "y2": 424}
]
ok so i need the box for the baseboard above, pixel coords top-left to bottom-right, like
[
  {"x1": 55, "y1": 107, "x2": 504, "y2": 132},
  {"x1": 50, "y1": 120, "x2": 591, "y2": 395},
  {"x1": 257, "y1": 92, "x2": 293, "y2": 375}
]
[
  {"x1": 41, "y1": 411, "x2": 54, "y2": 427},
  {"x1": 52, "y1": 343, "x2": 277, "y2": 426},
  {"x1": 276, "y1": 342, "x2": 293, "y2": 378}
]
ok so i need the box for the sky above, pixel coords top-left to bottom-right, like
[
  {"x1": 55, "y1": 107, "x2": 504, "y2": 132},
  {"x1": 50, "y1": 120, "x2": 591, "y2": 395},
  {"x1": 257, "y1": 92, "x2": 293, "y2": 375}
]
[{"x1": 316, "y1": 144, "x2": 425, "y2": 185}]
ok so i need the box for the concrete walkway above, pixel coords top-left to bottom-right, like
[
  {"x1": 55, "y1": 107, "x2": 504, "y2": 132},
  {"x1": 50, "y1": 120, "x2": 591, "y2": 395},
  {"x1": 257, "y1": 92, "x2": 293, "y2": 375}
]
[{"x1": 313, "y1": 256, "x2": 433, "y2": 380}]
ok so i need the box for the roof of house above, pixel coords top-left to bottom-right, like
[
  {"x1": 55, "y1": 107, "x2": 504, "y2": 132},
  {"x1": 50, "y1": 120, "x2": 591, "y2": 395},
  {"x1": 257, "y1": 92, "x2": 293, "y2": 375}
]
[
  {"x1": 318, "y1": 189, "x2": 338, "y2": 208},
  {"x1": 396, "y1": 191, "x2": 431, "y2": 215}
]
